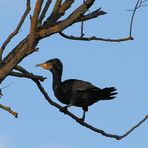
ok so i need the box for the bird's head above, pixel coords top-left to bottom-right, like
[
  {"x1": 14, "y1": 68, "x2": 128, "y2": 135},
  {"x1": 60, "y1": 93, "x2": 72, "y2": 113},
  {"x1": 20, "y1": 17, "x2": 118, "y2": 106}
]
[{"x1": 36, "y1": 58, "x2": 62, "y2": 72}]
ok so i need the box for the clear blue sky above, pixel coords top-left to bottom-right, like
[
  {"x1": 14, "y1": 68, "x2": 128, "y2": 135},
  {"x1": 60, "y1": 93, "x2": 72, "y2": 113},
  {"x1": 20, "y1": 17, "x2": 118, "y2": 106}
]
[{"x1": 0, "y1": 1, "x2": 147, "y2": 148}]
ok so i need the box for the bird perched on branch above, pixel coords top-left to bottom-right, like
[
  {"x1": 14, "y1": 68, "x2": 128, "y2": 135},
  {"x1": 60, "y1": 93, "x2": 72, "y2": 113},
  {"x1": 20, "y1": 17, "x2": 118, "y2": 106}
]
[{"x1": 36, "y1": 58, "x2": 117, "y2": 121}]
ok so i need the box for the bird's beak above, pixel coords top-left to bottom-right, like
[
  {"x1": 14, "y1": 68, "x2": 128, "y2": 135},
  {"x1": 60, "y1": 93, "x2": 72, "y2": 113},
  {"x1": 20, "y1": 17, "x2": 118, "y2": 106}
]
[{"x1": 36, "y1": 63, "x2": 53, "y2": 70}]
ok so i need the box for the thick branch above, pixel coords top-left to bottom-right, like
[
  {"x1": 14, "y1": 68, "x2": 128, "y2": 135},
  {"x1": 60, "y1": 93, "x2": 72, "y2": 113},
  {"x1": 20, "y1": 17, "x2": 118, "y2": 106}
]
[
  {"x1": 38, "y1": 0, "x2": 95, "y2": 39},
  {"x1": 0, "y1": 103, "x2": 18, "y2": 118},
  {"x1": 28, "y1": 0, "x2": 44, "y2": 49},
  {"x1": 0, "y1": 37, "x2": 29, "y2": 83},
  {"x1": 33, "y1": 79, "x2": 148, "y2": 140},
  {"x1": 0, "y1": 0, "x2": 31, "y2": 60}
]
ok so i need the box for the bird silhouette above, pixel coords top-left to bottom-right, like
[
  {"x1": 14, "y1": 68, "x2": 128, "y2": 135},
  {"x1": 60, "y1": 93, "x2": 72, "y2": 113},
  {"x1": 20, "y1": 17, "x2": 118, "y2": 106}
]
[{"x1": 36, "y1": 58, "x2": 117, "y2": 121}]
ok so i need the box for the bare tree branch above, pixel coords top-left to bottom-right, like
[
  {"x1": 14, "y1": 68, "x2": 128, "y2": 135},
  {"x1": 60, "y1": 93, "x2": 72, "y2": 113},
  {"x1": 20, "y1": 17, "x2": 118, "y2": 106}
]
[
  {"x1": 9, "y1": 71, "x2": 46, "y2": 81},
  {"x1": 77, "y1": 8, "x2": 107, "y2": 22},
  {"x1": 59, "y1": 0, "x2": 141, "y2": 42},
  {"x1": 38, "y1": 0, "x2": 95, "y2": 39},
  {"x1": 52, "y1": 0, "x2": 62, "y2": 14},
  {"x1": 38, "y1": 0, "x2": 52, "y2": 25},
  {"x1": 0, "y1": 103, "x2": 18, "y2": 118},
  {"x1": 33, "y1": 79, "x2": 148, "y2": 140},
  {"x1": 57, "y1": 0, "x2": 75, "y2": 18},
  {"x1": 13, "y1": 62, "x2": 146, "y2": 139},
  {"x1": 0, "y1": 0, "x2": 31, "y2": 61},
  {"x1": 9, "y1": 65, "x2": 46, "y2": 81},
  {"x1": 28, "y1": 0, "x2": 44, "y2": 49},
  {"x1": 44, "y1": 0, "x2": 74, "y2": 26},
  {"x1": 59, "y1": 32, "x2": 133, "y2": 42}
]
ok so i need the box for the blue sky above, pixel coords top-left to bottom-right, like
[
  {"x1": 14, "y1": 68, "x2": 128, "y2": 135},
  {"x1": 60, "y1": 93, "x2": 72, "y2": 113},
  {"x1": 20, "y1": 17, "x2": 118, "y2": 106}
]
[{"x1": 0, "y1": 1, "x2": 148, "y2": 148}]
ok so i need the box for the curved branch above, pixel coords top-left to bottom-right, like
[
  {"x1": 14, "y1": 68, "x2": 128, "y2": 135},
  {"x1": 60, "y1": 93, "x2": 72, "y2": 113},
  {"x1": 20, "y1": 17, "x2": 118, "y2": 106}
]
[
  {"x1": 59, "y1": 32, "x2": 133, "y2": 42},
  {"x1": 33, "y1": 79, "x2": 148, "y2": 140},
  {"x1": 6, "y1": 65, "x2": 147, "y2": 139},
  {"x1": 0, "y1": 0, "x2": 31, "y2": 58},
  {"x1": 129, "y1": 0, "x2": 143, "y2": 36},
  {"x1": 59, "y1": 0, "x2": 142, "y2": 42}
]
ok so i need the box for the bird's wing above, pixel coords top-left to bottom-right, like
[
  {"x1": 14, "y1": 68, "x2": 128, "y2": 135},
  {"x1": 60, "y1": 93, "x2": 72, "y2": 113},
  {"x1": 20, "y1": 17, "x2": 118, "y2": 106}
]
[{"x1": 62, "y1": 79, "x2": 98, "y2": 91}]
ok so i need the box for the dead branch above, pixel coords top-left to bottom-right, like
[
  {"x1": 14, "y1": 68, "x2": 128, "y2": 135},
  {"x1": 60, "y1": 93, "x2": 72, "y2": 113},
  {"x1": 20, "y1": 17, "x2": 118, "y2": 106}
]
[
  {"x1": 28, "y1": 0, "x2": 44, "y2": 49},
  {"x1": 0, "y1": 103, "x2": 18, "y2": 118},
  {"x1": 59, "y1": 0, "x2": 141, "y2": 42},
  {"x1": 9, "y1": 72, "x2": 46, "y2": 81},
  {"x1": 59, "y1": 32, "x2": 133, "y2": 42},
  {"x1": 0, "y1": 0, "x2": 31, "y2": 61},
  {"x1": 77, "y1": 8, "x2": 107, "y2": 22},
  {"x1": 52, "y1": 0, "x2": 62, "y2": 14},
  {"x1": 38, "y1": 0, "x2": 95, "y2": 39},
  {"x1": 33, "y1": 79, "x2": 148, "y2": 140},
  {"x1": 3, "y1": 54, "x2": 147, "y2": 139},
  {"x1": 38, "y1": 0, "x2": 52, "y2": 25},
  {"x1": 9, "y1": 65, "x2": 46, "y2": 81},
  {"x1": 44, "y1": 0, "x2": 74, "y2": 26}
]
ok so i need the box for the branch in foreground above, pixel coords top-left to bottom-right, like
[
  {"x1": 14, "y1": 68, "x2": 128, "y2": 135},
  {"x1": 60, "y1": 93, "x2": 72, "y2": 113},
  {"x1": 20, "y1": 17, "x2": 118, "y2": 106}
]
[
  {"x1": 0, "y1": 0, "x2": 31, "y2": 57},
  {"x1": 9, "y1": 66, "x2": 147, "y2": 139},
  {"x1": 0, "y1": 103, "x2": 18, "y2": 118},
  {"x1": 33, "y1": 79, "x2": 148, "y2": 140},
  {"x1": 59, "y1": 32, "x2": 134, "y2": 42}
]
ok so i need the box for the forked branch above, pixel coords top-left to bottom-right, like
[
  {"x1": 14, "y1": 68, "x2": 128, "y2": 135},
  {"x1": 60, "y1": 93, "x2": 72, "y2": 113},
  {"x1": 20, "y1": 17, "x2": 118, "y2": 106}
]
[
  {"x1": 59, "y1": 0, "x2": 141, "y2": 42},
  {"x1": 5, "y1": 62, "x2": 147, "y2": 139},
  {"x1": 33, "y1": 79, "x2": 148, "y2": 140},
  {"x1": 0, "y1": 0, "x2": 31, "y2": 60},
  {"x1": 38, "y1": 0, "x2": 52, "y2": 25}
]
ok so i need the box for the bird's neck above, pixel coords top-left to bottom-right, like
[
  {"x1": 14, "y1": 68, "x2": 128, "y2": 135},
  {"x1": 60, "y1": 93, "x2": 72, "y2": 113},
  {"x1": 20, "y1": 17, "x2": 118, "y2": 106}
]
[{"x1": 51, "y1": 69, "x2": 62, "y2": 90}]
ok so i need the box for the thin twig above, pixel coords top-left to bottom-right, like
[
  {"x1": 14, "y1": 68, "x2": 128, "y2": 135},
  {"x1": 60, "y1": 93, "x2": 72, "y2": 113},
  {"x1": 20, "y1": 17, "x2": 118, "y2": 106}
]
[
  {"x1": 81, "y1": 21, "x2": 85, "y2": 37},
  {"x1": 0, "y1": 0, "x2": 31, "y2": 55},
  {"x1": 129, "y1": 0, "x2": 141, "y2": 36},
  {"x1": 59, "y1": 32, "x2": 133, "y2": 42},
  {"x1": 38, "y1": 0, "x2": 52, "y2": 25},
  {"x1": 77, "y1": 8, "x2": 107, "y2": 22},
  {"x1": 33, "y1": 79, "x2": 148, "y2": 140},
  {"x1": 0, "y1": 103, "x2": 18, "y2": 118},
  {"x1": 9, "y1": 71, "x2": 46, "y2": 81}
]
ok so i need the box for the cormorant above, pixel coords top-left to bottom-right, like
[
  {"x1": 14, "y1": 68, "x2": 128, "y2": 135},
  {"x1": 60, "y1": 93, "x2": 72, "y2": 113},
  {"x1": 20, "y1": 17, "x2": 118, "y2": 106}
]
[{"x1": 36, "y1": 58, "x2": 117, "y2": 121}]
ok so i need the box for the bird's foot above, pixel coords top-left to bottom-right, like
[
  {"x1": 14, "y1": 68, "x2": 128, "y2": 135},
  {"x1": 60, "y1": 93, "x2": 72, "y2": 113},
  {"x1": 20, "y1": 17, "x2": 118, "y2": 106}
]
[{"x1": 60, "y1": 106, "x2": 68, "y2": 114}]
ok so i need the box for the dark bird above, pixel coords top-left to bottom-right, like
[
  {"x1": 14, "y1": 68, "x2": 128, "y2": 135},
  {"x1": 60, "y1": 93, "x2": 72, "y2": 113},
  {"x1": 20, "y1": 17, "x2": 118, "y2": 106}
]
[{"x1": 36, "y1": 58, "x2": 117, "y2": 121}]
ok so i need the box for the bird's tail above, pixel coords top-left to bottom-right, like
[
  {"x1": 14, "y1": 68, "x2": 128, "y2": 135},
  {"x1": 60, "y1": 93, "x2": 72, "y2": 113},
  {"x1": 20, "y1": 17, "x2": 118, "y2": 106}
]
[
  {"x1": 92, "y1": 87, "x2": 117, "y2": 103},
  {"x1": 100, "y1": 87, "x2": 117, "y2": 100}
]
